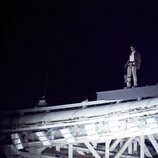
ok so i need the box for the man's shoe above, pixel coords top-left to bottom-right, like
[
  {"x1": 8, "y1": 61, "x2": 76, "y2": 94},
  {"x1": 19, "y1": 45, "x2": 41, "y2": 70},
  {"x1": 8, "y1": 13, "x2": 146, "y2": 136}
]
[
  {"x1": 132, "y1": 85, "x2": 137, "y2": 88},
  {"x1": 124, "y1": 86, "x2": 131, "y2": 89}
]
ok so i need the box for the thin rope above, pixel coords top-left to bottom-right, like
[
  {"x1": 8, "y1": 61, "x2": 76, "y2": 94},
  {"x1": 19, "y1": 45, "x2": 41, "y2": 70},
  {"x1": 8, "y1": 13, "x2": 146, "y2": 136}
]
[{"x1": 43, "y1": 71, "x2": 49, "y2": 97}]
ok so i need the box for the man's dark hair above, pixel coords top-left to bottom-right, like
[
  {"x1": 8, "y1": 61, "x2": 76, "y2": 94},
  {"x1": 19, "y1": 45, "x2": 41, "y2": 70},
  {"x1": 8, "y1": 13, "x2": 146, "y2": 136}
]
[{"x1": 130, "y1": 44, "x2": 136, "y2": 49}]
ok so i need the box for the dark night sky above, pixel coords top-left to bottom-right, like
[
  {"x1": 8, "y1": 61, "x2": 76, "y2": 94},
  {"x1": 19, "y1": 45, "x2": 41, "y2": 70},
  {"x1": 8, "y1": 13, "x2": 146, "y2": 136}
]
[{"x1": 2, "y1": 0, "x2": 158, "y2": 109}]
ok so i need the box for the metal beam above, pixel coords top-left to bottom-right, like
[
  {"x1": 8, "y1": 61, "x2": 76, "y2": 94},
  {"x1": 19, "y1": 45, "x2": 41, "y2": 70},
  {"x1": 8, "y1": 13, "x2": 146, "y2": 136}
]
[
  {"x1": 140, "y1": 136, "x2": 144, "y2": 158},
  {"x1": 133, "y1": 139, "x2": 138, "y2": 153},
  {"x1": 56, "y1": 146, "x2": 60, "y2": 151},
  {"x1": 137, "y1": 138, "x2": 153, "y2": 158},
  {"x1": 114, "y1": 137, "x2": 134, "y2": 158},
  {"x1": 110, "y1": 138, "x2": 122, "y2": 151},
  {"x1": 105, "y1": 139, "x2": 111, "y2": 158},
  {"x1": 85, "y1": 142, "x2": 101, "y2": 158},
  {"x1": 148, "y1": 134, "x2": 158, "y2": 154},
  {"x1": 1, "y1": 100, "x2": 119, "y2": 115},
  {"x1": 68, "y1": 144, "x2": 73, "y2": 158},
  {"x1": 128, "y1": 143, "x2": 132, "y2": 154},
  {"x1": 3, "y1": 105, "x2": 158, "y2": 134},
  {"x1": 119, "y1": 139, "x2": 124, "y2": 148},
  {"x1": 97, "y1": 84, "x2": 158, "y2": 101}
]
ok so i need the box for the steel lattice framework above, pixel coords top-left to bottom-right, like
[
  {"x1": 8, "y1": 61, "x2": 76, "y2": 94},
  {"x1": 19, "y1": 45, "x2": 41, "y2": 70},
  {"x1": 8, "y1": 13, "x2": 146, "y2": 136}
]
[{"x1": 1, "y1": 85, "x2": 158, "y2": 158}]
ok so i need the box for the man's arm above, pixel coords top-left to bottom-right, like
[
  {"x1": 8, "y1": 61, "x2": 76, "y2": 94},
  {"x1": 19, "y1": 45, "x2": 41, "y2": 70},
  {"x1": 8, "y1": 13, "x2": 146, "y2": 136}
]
[{"x1": 136, "y1": 52, "x2": 142, "y2": 70}]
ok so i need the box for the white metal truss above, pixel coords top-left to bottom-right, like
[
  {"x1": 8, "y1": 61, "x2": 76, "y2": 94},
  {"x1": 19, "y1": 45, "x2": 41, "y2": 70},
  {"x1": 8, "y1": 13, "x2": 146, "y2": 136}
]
[{"x1": 1, "y1": 97, "x2": 158, "y2": 157}]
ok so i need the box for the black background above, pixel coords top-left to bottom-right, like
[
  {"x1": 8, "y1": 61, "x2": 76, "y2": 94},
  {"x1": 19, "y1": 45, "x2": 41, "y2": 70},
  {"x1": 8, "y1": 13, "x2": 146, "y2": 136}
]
[{"x1": 2, "y1": 0, "x2": 158, "y2": 109}]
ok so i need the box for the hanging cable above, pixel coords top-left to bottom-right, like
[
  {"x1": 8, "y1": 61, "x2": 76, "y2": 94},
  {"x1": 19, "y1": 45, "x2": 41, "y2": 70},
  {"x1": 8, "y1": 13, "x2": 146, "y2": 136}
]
[
  {"x1": 43, "y1": 70, "x2": 49, "y2": 98},
  {"x1": 37, "y1": 52, "x2": 50, "y2": 107}
]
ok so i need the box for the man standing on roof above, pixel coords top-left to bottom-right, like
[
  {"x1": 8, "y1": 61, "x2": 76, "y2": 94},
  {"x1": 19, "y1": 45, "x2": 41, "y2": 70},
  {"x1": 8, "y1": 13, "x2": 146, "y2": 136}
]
[{"x1": 124, "y1": 44, "x2": 142, "y2": 88}]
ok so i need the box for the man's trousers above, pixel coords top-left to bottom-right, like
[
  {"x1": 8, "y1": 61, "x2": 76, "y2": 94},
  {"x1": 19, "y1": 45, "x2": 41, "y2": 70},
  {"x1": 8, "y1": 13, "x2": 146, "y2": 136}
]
[{"x1": 127, "y1": 64, "x2": 137, "y2": 87}]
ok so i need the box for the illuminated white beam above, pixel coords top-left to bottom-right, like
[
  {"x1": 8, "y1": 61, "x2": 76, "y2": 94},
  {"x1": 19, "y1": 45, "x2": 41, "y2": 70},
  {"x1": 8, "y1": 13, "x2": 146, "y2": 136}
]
[
  {"x1": 119, "y1": 139, "x2": 124, "y2": 148},
  {"x1": 92, "y1": 142, "x2": 97, "y2": 148},
  {"x1": 85, "y1": 142, "x2": 101, "y2": 158},
  {"x1": 133, "y1": 139, "x2": 138, "y2": 153},
  {"x1": 137, "y1": 138, "x2": 152, "y2": 157},
  {"x1": 114, "y1": 137, "x2": 134, "y2": 158},
  {"x1": 17, "y1": 121, "x2": 158, "y2": 146},
  {"x1": 3, "y1": 97, "x2": 158, "y2": 132},
  {"x1": 110, "y1": 139, "x2": 122, "y2": 151},
  {"x1": 105, "y1": 139, "x2": 111, "y2": 158},
  {"x1": 3, "y1": 108, "x2": 158, "y2": 134},
  {"x1": 2, "y1": 100, "x2": 119, "y2": 115},
  {"x1": 56, "y1": 146, "x2": 60, "y2": 152},
  {"x1": 140, "y1": 136, "x2": 144, "y2": 158},
  {"x1": 68, "y1": 144, "x2": 73, "y2": 158},
  {"x1": 148, "y1": 134, "x2": 158, "y2": 154},
  {"x1": 3, "y1": 107, "x2": 158, "y2": 134},
  {"x1": 128, "y1": 143, "x2": 132, "y2": 154}
]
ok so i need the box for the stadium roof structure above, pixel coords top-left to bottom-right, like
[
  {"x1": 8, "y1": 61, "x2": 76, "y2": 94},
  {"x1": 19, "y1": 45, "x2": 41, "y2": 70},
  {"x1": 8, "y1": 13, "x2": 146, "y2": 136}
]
[{"x1": 1, "y1": 85, "x2": 158, "y2": 157}]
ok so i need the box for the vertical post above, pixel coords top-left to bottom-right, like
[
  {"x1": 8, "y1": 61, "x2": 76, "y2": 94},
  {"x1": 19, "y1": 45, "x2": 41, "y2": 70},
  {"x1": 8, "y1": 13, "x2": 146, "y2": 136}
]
[
  {"x1": 133, "y1": 139, "x2": 137, "y2": 153},
  {"x1": 56, "y1": 146, "x2": 60, "y2": 152},
  {"x1": 68, "y1": 144, "x2": 73, "y2": 158},
  {"x1": 128, "y1": 143, "x2": 132, "y2": 154},
  {"x1": 120, "y1": 139, "x2": 124, "y2": 148},
  {"x1": 110, "y1": 139, "x2": 121, "y2": 151},
  {"x1": 105, "y1": 139, "x2": 110, "y2": 158},
  {"x1": 140, "y1": 136, "x2": 144, "y2": 158}
]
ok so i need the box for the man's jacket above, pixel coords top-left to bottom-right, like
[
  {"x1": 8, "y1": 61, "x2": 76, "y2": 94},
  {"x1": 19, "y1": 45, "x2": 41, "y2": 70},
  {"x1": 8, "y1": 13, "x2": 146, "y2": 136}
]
[{"x1": 124, "y1": 51, "x2": 142, "y2": 70}]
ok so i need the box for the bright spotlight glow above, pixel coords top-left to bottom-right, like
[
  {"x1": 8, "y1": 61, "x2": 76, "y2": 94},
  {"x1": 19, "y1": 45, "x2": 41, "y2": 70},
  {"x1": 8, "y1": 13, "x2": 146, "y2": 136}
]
[
  {"x1": 11, "y1": 133, "x2": 23, "y2": 150},
  {"x1": 60, "y1": 128, "x2": 76, "y2": 143},
  {"x1": 36, "y1": 131, "x2": 51, "y2": 146}
]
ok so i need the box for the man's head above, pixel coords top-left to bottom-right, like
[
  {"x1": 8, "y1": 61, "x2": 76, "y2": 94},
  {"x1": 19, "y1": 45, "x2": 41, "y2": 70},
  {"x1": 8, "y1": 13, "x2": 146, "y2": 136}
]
[{"x1": 130, "y1": 44, "x2": 136, "y2": 52}]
